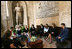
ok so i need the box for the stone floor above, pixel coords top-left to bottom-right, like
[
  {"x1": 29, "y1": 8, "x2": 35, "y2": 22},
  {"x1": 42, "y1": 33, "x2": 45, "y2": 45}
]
[
  {"x1": 22, "y1": 37, "x2": 71, "y2": 48},
  {"x1": 41, "y1": 37, "x2": 71, "y2": 48},
  {"x1": 21, "y1": 37, "x2": 57, "y2": 48},
  {"x1": 40, "y1": 38, "x2": 57, "y2": 48}
]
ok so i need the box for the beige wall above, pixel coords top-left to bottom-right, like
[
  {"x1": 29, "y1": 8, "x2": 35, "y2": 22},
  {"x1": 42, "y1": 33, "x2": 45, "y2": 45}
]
[
  {"x1": 59, "y1": 1, "x2": 71, "y2": 27},
  {"x1": 1, "y1": 1, "x2": 7, "y2": 37},
  {"x1": 36, "y1": 16, "x2": 59, "y2": 26},
  {"x1": 26, "y1": 1, "x2": 34, "y2": 27},
  {"x1": 34, "y1": 1, "x2": 59, "y2": 27},
  {"x1": 34, "y1": 1, "x2": 71, "y2": 27}
]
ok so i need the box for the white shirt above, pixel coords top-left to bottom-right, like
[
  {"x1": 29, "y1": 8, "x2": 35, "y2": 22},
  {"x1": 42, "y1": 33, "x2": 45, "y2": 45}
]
[{"x1": 44, "y1": 27, "x2": 49, "y2": 32}]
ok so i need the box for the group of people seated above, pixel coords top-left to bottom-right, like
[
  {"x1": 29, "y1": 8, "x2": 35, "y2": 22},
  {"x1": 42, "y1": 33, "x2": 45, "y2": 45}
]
[
  {"x1": 1, "y1": 23, "x2": 69, "y2": 48},
  {"x1": 39, "y1": 23, "x2": 69, "y2": 44},
  {"x1": 1, "y1": 24, "x2": 37, "y2": 48}
]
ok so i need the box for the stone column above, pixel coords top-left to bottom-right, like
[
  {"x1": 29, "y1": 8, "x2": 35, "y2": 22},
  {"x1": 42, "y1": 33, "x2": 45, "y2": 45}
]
[
  {"x1": 8, "y1": 1, "x2": 13, "y2": 27},
  {"x1": 34, "y1": 2, "x2": 36, "y2": 28},
  {"x1": 23, "y1": 2, "x2": 28, "y2": 26},
  {"x1": 7, "y1": 1, "x2": 13, "y2": 28}
]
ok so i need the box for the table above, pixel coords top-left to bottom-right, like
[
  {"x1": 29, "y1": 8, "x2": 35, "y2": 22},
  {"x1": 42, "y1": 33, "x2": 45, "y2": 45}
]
[{"x1": 27, "y1": 39, "x2": 43, "y2": 48}]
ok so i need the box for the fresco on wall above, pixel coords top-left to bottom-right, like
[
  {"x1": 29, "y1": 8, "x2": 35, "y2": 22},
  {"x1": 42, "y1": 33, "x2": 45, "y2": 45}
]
[{"x1": 36, "y1": 1, "x2": 59, "y2": 19}]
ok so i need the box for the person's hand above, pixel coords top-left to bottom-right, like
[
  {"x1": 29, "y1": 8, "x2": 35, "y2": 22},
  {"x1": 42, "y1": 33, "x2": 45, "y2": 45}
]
[
  {"x1": 24, "y1": 32, "x2": 25, "y2": 35},
  {"x1": 19, "y1": 46, "x2": 21, "y2": 48},
  {"x1": 21, "y1": 33, "x2": 23, "y2": 35},
  {"x1": 52, "y1": 32, "x2": 54, "y2": 34},
  {"x1": 10, "y1": 43, "x2": 16, "y2": 48},
  {"x1": 28, "y1": 32, "x2": 29, "y2": 34},
  {"x1": 58, "y1": 37, "x2": 61, "y2": 39},
  {"x1": 44, "y1": 31, "x2": 46, "y2": 33},
  {"x1": 13, "y1": 36, "x2": 16, "y2": 39}
]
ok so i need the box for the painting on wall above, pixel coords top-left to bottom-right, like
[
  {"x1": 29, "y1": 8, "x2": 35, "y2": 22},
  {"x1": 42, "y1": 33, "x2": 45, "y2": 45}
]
[{"x1": 36, "y1": 1, "x2": 59, "y2": 19}]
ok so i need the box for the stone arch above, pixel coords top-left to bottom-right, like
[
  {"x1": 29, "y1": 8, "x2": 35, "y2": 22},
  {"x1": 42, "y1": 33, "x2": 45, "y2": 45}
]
[
  {"x1": 19, "y1": 1, "x2": 28, "y2": 26},
  {"x1": 12, "y1": 1, "x2": 29, "y2": 27}
]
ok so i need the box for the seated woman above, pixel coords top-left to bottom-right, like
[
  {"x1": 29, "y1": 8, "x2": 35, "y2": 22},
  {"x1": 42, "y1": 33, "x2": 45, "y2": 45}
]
[
  {"x1": 46, "y1": 23, "x2": 58, "y2": 44},
  {"x1": 51, "y1": 23, "x2": 58, "y2": 37},
  {"x1": 13, "y1": 36, "x2": 25, "y2": 48},
  {"x1": 21, "y1": 25, "x2": 25, "y2": 35},
  {"x1": 40, "y1": 24, "x2": 44, "y2": 37},
  {"x1": 9, "y1": 27, "x2": 14, "y2": 36},
  {"x1": 43, "y1": 24, "x2": 51, "y2": 39},
  {"x1": 30, "y1": 24, "x2": 36, "y2": 36},
  {"x1": 16, "y1": 26, "x2": 22, "y2": 38},
  {"x1": 2, "y1": 27, "x2": 14, "y2": 40},
  {"x1": 56, "y1": 23, "x2": 69, "y2": 43},
  {"x1": 24, "y1": 25, "x2": 29, "y2": 38},
  {"x1": 3, "y1": 30, "x2": 16, "y2": 48},
  {"x1": 10, "y1": 27, "x2": 17, "y2": 37}
]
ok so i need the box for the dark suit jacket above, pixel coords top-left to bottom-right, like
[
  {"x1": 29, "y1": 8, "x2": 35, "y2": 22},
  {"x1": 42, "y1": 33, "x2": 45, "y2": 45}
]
[
  {"x1": 24, "y1": 28, "x2": 29, "y2": 33},
  {"x1": 30, "y1": 27, "x2": 36, "y2": 32},
  {"x1": 59, "y1": 27, "x2": 69, "y2": 39}
]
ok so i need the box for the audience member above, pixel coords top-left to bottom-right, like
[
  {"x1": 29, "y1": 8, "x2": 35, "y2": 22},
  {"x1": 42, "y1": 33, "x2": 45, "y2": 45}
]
[
  {"x1": 51, "y1": 23, "x2": 58, "y2": 37},
  {"x1": 3, "y1": 30, "x2": 16, "y2": 48},
  {"x1": 40, "y1": 24, "x2": 44, "y2": 37},
  {"x1": 46, "y1": 23, "x2": 58, "y2": 44},
  {"x1": 16, "y1": 26, "x2": 21, "y2": 38},
  {"x1": 56, "y1": 23, "x2": 69, "y2": 43},
  {"x1": 30, "y1": 24, "x2": 36, "y2": 36},
  {"x1": 24, "y1": 25, "x2": 29, "y2": 37},
  {"x1": 43, "y1": 24, "x2": 51, "y2": 39}
]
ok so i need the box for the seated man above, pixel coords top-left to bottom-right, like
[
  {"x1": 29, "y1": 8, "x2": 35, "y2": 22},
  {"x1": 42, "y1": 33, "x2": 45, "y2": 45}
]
[{"x1": 56, "y1": 23, "x2": 69, "y2": 43}]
